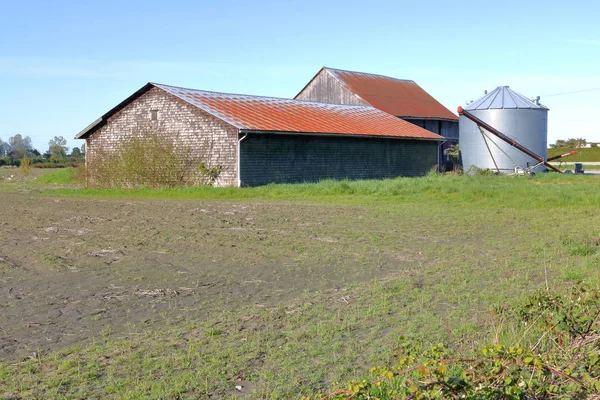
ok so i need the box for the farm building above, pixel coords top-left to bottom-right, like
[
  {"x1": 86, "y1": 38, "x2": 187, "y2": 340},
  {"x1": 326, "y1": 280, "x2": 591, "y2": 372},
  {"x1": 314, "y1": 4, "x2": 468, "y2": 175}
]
[
  {"x1": 295, "y1": 67, "x2": 459, "y2": 168},
  {"x1": 76, "y1": 83, "x2": 443, "y2": 187}
]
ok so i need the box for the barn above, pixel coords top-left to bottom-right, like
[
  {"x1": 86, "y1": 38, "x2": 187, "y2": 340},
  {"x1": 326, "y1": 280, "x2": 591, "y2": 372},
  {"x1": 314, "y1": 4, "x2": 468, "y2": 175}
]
[
  {"x1": 76, "y1": 82, "x2": 443, "y2": 187},
  {"x1": 295, "y1": 67, "x2": 459, "y2": 168}
]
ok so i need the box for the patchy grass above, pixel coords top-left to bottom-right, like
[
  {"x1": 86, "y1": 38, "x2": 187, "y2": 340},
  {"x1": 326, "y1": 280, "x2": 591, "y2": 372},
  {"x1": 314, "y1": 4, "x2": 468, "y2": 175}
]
[{"x1": 1, "y1": 173, "x2": 600, "y2": 398}]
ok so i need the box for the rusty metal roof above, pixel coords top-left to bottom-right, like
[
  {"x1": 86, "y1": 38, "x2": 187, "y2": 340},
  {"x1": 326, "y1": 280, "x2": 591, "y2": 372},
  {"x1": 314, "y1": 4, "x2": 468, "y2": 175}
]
[
  {"x1": 319, "y1": 68, "x2": 458, "y2": 121},
  {"x1": 76, "y1": 82, "x2": 444, "y2": 141},
  {"x1": 154, "y1": 83, "x2": 442, "y2": 140}
]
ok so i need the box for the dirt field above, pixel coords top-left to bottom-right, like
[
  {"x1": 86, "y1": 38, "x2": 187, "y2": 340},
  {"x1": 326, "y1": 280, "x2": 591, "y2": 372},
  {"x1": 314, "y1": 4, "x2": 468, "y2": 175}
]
[
  {"x1": 1, "y1": 191, "x2": 432, "y2": 359},
  {"x1": 2, "y1": 169, "x2": 600, "y2": 398}
]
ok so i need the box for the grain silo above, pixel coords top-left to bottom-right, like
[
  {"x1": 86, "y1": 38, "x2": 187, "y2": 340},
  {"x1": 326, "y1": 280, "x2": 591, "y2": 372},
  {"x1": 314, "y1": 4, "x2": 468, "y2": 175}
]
[{"x1": 459, "y1": 86, "x2": 548, "y2": 173}]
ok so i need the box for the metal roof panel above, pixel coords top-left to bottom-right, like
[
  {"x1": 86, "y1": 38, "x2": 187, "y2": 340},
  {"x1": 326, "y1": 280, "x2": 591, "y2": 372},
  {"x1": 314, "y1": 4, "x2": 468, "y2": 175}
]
[
  {"x1": 153, "y1": 83, "x2": 443, "y2": 140},
  {"x1": 465, "y1": 86, "x2": 548, "y2": 110},
  {"x1": 322, "y1": 68, "x2": 458, "y2": 121}
]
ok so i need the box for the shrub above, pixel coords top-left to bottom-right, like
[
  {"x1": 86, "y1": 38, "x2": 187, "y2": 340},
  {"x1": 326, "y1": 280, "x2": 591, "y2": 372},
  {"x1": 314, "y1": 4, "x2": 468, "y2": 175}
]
[
  {"x1": 326, "y1": 284, "x2": 600, "y2": 399},
  {"x1": 32, "y1": 161, "x2": 82, "y2": 169},
  {"x1": 444, "y1": 143, "x2": 459, "y2": 164},
  {"x1": 19, "y1": 155, "x2": 30, "y2": 177},
  {"x1": 467, "y1": 165, "x2": 496, "y2": 176},
  {"x1": 86, "y1": 130, "x2": 221, "y2": 188}
]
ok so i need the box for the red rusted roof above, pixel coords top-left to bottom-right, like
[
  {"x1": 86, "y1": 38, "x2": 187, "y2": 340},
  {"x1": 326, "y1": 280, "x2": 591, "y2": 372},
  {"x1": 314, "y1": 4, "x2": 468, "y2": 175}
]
[
  {"x1": 153, "y1": 83, "x2": 443, "y2": 140},
  {"x1": 320, "y1": 68, "x2": 458, "y2": 121}
]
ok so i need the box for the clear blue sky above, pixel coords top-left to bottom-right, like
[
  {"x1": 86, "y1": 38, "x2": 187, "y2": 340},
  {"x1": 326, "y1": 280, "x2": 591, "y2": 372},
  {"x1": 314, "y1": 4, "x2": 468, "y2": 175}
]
[{"x1": 1, "y1": 0, "x2": 599, "y2": 152}]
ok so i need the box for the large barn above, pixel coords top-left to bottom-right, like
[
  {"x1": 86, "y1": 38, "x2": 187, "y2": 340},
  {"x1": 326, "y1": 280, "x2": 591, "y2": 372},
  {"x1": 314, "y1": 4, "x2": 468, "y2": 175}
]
[
  {"x1": 295, "y1": 67, "x2": 458, "y2": 168},
  {"x1": 76, "y1": 82, "x2": 444, "y2": 187}
]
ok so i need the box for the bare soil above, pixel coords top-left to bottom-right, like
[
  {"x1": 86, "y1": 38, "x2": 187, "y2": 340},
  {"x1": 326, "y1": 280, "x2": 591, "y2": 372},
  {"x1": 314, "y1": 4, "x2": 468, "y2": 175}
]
[{"x1": 0, "y1": 191, "x2": 428, "y2": 359}]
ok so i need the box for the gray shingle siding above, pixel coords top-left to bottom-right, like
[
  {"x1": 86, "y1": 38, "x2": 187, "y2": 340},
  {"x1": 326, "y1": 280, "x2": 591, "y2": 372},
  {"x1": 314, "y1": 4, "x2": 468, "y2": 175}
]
[
  {"x1": 239, "y1": 133, "x2": 438, "y2": 186},
  {"x1": 86, "y1": 87, "x2": 239, "y2": 186}
]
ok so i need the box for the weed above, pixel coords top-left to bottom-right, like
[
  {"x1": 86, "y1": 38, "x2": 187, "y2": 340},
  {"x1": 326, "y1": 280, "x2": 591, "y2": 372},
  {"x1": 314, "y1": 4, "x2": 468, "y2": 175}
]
[
  {"x1": 19, "y1": 154, "x2": 30, "y2": 177},
  {"x1": 570, "y1": 244, "x2": 598, "y2": 256},
  {"x1": 205, "y1": 328, "x2": 222, "y2": 337}
]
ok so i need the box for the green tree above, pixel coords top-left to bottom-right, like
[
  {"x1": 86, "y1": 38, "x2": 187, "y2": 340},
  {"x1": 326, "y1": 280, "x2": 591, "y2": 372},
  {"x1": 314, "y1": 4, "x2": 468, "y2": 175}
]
[
  {"x1": 48, "y1": 136, "x2": 69, "y2": 160},
  {"x1": 0, "y1": 138, "x2": 10, "y2": 156},
  {"x1": 8, "y1": 134, "x2": 33, "y2": 161},
  {"x1": 71, "y1": 147, "x2": 82, "y2": 158},
  {"x1": 575, "y1": 137, "x2": 587, "y2": 148},
  {"x1": 553, "y1": 139, "x2": 567, "y2": 148},
  {"x1": 444, "y1": 144, "x2": 459, "y2": 164}
]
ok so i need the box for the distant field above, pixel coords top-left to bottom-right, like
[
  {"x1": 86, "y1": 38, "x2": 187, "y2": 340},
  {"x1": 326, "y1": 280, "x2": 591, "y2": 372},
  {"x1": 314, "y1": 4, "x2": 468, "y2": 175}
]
[
  {"x1": 1, "y1": 170, "x2": 600, "y2": 398},
  {"x1": 547, "y1": 146, "x2": 600, "y2": 161}
]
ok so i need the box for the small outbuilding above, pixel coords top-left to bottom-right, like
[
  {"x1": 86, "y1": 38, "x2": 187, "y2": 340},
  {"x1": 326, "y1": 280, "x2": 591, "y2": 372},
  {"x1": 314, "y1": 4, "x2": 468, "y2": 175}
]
[
  {"x1": 295, "y1": 67, "x2": 459, "y2": 167},
  {"x1": 76, "y1": 83, "x2": 443, "y2": 187}
]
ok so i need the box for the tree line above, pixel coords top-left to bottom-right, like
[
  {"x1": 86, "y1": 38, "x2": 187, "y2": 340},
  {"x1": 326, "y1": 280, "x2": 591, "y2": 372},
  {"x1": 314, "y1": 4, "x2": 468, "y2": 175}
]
[
  {"x1": 0, "y1": 134, "x2": 85, "y2": 167},
  {"x1": 549, "y1": 138, "x2": 596, "y2": 149}
]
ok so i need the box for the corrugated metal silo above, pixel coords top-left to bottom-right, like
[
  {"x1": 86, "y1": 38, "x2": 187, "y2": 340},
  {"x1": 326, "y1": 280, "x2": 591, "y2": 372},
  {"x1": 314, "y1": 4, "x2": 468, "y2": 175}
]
[{"x1": 459, "y1": 86, "x2": 548, "y2": 173}]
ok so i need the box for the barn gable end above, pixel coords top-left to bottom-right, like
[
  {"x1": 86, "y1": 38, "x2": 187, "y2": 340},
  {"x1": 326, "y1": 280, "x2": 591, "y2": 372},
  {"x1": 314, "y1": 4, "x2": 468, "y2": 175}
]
[
  {"x1": 296, "y1": 67, "x2": 460, "y2": 169},
  {"x1": 85, "y1": 86, "x2": 239, "y2": 186},
  {"x1": 294, "y1": 68, "x2": 367, "y2": 106}
]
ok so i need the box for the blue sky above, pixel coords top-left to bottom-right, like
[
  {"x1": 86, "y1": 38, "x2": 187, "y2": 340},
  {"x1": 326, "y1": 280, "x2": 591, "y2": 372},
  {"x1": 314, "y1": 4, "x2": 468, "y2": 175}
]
[{"x1": 1, "y1": 0, "x2": 599, "y2": 152}]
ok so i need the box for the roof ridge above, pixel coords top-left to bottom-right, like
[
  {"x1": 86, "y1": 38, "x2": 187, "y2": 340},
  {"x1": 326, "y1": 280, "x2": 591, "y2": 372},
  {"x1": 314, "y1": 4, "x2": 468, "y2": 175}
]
[
  {"x1": 151, "y1": 82, "x2": 387, "y2": 110},
  {"x1": 323, "y1": 67, "x2": 416, "y2": 84}
]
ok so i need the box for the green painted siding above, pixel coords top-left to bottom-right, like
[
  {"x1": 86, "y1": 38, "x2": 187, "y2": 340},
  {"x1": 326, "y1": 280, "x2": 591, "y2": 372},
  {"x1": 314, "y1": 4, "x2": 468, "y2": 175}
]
[{"x1": 240, "y1": 133, "x2": 438, "y2": 186}]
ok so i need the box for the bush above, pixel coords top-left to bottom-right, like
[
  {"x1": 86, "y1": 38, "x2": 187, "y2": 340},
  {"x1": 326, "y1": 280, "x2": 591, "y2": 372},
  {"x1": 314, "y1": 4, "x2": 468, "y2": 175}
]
[
  {"x1": 466, "y1": 165, "x2": 497, "y2": 176},
  {"x1": 32, "y1": 161, "x2": 82, "y2": 169},
  {"x1": 326, "y1": 284, "x2": 600, "y2": 399},
  {"x1": 86, "y1": 131, "x2": 221, "y2": 188},
  {"x1": 444, "y1": 144, "x2": 459, "y2": 164},
  {"x1": 19, "y1": 155, "x2": 30, "y2": 177}
]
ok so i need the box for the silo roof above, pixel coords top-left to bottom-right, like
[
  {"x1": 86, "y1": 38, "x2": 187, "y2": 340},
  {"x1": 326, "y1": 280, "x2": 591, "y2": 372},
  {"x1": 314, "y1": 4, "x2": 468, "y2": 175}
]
[{"x1": 465, "y1": 86, "x2": 548, "y2": 110}]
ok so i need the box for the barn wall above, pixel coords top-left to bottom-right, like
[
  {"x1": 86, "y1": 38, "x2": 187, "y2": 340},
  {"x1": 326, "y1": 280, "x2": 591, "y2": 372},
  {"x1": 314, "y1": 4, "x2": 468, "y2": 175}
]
[
  {"x1": 402, "y1": 118, "x2": 458, "y2": 140},
  {"x1": 401, "y1": 118, "x2": 459, "y2": 170},
  {"x1": 441, "y1": 120, "x2": 459, "y2": 140},
  {"x1": 239, "y1": 133, "x2": 438, "y2": 186},
  {"x1": 86, "y1": 87, "x2": 239, "y2": 186},
  {"x1": 295, "y1": 69, "x2": 367, "y2": 105}
]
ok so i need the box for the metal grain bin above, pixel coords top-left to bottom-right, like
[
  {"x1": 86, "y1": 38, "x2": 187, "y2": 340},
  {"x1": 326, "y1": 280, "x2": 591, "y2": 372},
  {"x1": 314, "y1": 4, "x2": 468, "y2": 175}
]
[{"x1": 459, "y1": 86, "x2": 548, "y2": 173}]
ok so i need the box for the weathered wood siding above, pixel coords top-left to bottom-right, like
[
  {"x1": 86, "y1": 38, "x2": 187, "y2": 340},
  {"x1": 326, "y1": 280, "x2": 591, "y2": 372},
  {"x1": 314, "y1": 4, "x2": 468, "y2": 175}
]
[
  {"x1": 239, "y1": 133, "x2": 438, "y2": 186},
  {"x1": 295, "y1": 69, "x2": 367, "y2": 106},
  {"x1": 86, "y1": 87, "x2": 239, "y2": 186}
]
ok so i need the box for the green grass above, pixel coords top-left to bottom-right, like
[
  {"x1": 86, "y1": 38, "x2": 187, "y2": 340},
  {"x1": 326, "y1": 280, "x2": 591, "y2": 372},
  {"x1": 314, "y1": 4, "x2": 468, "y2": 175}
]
[
  {"x1": 34, "y1": 167, "x2": 79, "y2": 185},
  {"x1": 2, "y1": 172, "x2": 600, "y2": 398},
  {"x1": 547, "y1": 146, "x2": 600, "y2": 162},
  {"x1": 0, "y1": 166, "x2": 80, "y2": 190},
  {"x1": 553, "y1": 163, "x2": 600, "y2": 170},
  {"x1": 40, "y1": 169, "x2": 600, "y2": 209}
]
